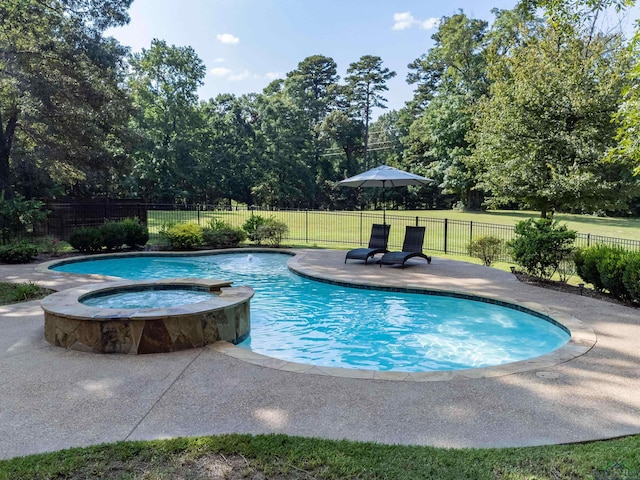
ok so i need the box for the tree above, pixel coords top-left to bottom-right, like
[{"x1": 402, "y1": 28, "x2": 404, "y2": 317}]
[
  {"x1": 127, "y1": 39, "x2": 206, "y2": 202},
  {"x1": 284, "y1": 55, "x2": 339, "y2": 206},
  {"x1": 404, "y1": 12, "x2": 491, "y2": 209},
  {"x1": 345, "y1": 56, "x2": 396, "y2": 170},
  {"x1": 0, "y1": 0, "x2": 133, "y2": 199},
  {"x1": 472, "y1": 23, "x2": 634, "y2": 217}
]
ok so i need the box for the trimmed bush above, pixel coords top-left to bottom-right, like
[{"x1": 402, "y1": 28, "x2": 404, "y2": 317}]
[
  {"x1": 467, "y1": 236, "x2": 504, "y2": 266},
  {"x1": 623, "y1": 253, "x2": 640, "y2": 303},
  {"x1": 0, "y1": 242, "x2": 38, "y2": 264},
  {"x1": 508, "y1": 219, "x2": 576, "y2": 280},
  {"x1": 254, "y1": 219, "x2": 288, "y2": 247},
  {"x1": 242, "y1": 214, "x2": 268, "y2": 244},
  {"x1": 574, "y1": 246, "x2": 605, "y2": 291},
  {"x1": 596, "y1": 246, "x2": 631, "y2": 300},
  {"x1": 100, "y1": 221, "x2": 127, "y2": 251},
  {"x1": 202, "y1": 219, "x2": 247, "y2": 248},
  {"x1": 69, "y1": 227, "x2": 103, "y2": 253},
  {"x1": 121, "y1": 217, "x2": 149, "y2": 248},
  {"x1": 159, "y1": 222, "x2": 203, "y2": 250}
]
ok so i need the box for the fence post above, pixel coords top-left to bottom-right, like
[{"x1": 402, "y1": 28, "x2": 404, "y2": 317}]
[
  {"x1": 360, "y1": 211, "x2": 363, "y2": 245},
  {"x1": 469, "y1": 221, "x2": 473, "y2": 244},
  {"x1": 444, "y1": 218, "x2": 448, "y2": 254},
  {"x1": 587, "y1": 233, "x2": 591, "y2": 247},
  {"x1": 415, "y1": 216, "x2": 419, "y2": 227},
  {"x1": 196, "y1": 205, "x2": 201, "y2": 225},
  {"x1": 305, "y1": 209, "x2": 309, "y2": 244}
]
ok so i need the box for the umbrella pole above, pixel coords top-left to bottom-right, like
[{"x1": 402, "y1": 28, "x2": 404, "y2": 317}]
[{"x1": 382, "y1": 180, "x2": 386, "y2": 225}]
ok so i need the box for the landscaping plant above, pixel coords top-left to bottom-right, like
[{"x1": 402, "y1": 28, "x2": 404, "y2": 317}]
[
  {"x1": 254, "y1": 219, "x2": 289, "y2": 247},
  {"x1": 159, "y1": 222, "x2": 203, "y2": 250},
  {"x1": 69, "y1": 227, "x2": 103, "y2": 253},
  {"x1": 0, "y1": 242, "x2": 38, "y2": 264},
  {"x1": 120, "y1": 217, "x2": 149, "y2": 248},
  {"x1": 467, "y1": 236, "x2": 504, "y2": 266},
  {"x1": 508, "y1": 218, "x2": 576, "y2": 280},
  {"x1": 202, "y1": 218, "x2": 247, "y2": 248}
]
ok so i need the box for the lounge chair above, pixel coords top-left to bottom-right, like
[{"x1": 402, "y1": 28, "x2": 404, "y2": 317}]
[
  {"x1": 378, "y1": 226, "x2": 431, "y2": 268},
  {"x1": 345, "y1": 224, "x2": 390, "y2": 264}
]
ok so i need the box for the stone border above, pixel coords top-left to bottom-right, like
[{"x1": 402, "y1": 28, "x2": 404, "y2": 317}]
[
  {"x1": 41, "y1": 278, "x2": 254, "y2": 354},
  {"x1": 42, "y1": 249, "x2": 596, "y2": 379}
]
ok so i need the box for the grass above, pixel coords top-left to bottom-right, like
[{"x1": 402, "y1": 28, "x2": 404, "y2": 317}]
[
  {"x1": 0, "y1": 433, "x2": 638, "y2": 479},
  {"x1": 0, "y1": 281, "x2": 52, "y2": 304}
]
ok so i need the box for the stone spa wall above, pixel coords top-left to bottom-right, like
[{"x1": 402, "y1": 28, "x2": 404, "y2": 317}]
[{"x1": 41, "y1": 279, "x2": 254, "y2": 354}]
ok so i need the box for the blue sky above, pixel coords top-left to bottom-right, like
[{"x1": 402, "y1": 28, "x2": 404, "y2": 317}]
[{"x1": 107, "y1": 0, "x2": 638, "y2": 115}]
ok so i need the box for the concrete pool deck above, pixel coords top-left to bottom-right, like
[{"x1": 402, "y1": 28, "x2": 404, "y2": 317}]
[{"x1": 1, "y1": 248, "x2": 639, "y2": 460}]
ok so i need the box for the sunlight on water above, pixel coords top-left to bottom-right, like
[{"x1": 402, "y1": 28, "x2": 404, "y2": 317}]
[{"x1": 53, "y1": 253, "x2": 570, "y2": 372}]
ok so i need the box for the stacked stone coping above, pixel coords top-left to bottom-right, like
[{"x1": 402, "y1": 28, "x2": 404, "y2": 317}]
[{"x1": 41, "y1": 278, "x2": 254, "y2": 354}]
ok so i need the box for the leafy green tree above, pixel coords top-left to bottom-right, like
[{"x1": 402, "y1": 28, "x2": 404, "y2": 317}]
[
  {"x1": 199, "y1": 94, "x2": 258, "y2": 206},
  {"x1": 472, "y1": 22, "x2": 634, "y2": 217},
  {"x1": 251, "y1": 90, "x2": 314, "y2": 208},
  {"x1": 404, "y1": 12, "x2": 490, "y2": 209},
  {"x1": 127, "y1": 39, "x2": 206, "y2": 202},
  {"x1": 345, "y1": 56, "x2": 396, "y2": 170},
  {"x1": 284, "y1": 55, "x2": 340, "y2": 206},
  {"x1": 0, "y1": 0, "x2": 133, "y2": 199}
]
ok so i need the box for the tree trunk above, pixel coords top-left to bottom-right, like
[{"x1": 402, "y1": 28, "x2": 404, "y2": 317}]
[{"x1": 0, "y1": 107, "x2": 18, "y2": 200}]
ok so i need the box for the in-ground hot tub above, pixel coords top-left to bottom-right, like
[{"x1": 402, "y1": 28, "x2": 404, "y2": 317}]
[{"x1": 41, "y1": 279, "x2": 254, "y2": 354}]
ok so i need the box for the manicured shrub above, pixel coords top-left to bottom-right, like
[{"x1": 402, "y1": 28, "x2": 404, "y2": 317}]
[
  {"x1": 242, "y1": 214, "x2": 268, "y2": 243},
  {"x1": 254, "y1": 219, "x2": 288, "y2": 247},
  {"x1": 202, "y1": 219, "x2": 247, "y2": 248},
  {"x1": 69, "y1": 227, "x2": 103, "y2": 253},
  {"x1": 623, "y1": 253, "x2": 640, "y2": 303},
  {"x1": 596, "y1": 246, "x2": 631, "y2": 300},
  {"x1": 0, "y1": 242, "x2": 38, "y2": 264},
  {"x1": 159, "y1": 222, "x2": 203, "y2": 250},
  {"x1": 121, "y1": 217, "x2": 149, "y2": 248},
  {"x1": 467, "y1": 236, "x2": 504, "y2": 266},
  {"x1": 100, "y1": 221, "x2": 127, "y2": 251},
  {"x1": 508, "y1": 219, "x2": 576, "y2": 280},
  {"x1": 574, "y1": 246, "x2": 605, "y2": 291}
]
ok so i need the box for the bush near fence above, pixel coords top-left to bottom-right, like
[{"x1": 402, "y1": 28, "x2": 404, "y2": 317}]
[{"x1": 32, "y1": 203, "x2": 640, "y2": 261}]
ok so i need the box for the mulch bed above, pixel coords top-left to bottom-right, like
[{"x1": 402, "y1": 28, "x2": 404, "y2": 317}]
[{"x1": 512, "y1": 271, "x2": 635, "y2": 307}]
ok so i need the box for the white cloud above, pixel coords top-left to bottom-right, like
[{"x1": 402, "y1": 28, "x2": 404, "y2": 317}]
[
  {"x1": 216, "y1": 33, "x2": 239, "y2": 44},
  {"x1": 392, "y1": 12, "x2": 416, "y2": 30},
  {"x1": 228, "y1": 70, "x2": 251, "y2": 81},
  {"x1": 265, "y1": 71, "x2": 284, "y2": 80},
  {"x1": 212, "y1": 57, "x2": 225, "y2": 63},
  {"x1": 421, "y1": 17, "x2": 440, "y2": 30},
  {"x1": 209, "y1": 67, "x2": 231, "y2": 77},
  {"x1": 392, "y1": 12, "x2": 440, "y2": 31}
]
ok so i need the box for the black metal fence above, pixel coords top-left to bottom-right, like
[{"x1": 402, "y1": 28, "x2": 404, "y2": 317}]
[{"x1": 32, "y1": 202, "x2": 640, "y2": 261}]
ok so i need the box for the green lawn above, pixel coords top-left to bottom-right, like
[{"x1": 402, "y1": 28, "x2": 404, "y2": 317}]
[
  {"x1": 0, "y1": 433, "x2": 638, "y2": 479},
  {"x1": 147, "y1": 208, "x2": 640, "y2": 259}
]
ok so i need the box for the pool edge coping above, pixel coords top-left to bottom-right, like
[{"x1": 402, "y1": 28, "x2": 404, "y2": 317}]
[{"x1": 40, "y1": 248, "x2": 597, "y2": 382}]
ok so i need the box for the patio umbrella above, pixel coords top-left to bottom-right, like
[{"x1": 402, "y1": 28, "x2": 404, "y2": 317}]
[{"x1": 337, "y1": 165, "x2": 433, "y2": 224}]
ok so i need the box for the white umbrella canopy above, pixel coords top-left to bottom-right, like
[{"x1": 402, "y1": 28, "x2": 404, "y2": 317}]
[
  {"x1": 337, "y1": 165, "x2": 433, "y2": 223},
  {"x1": 337, "y1": 165, "x2": 433, "y2": 188}
]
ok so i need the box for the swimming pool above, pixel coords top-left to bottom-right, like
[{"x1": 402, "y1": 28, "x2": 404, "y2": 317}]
[{"x1": 51, "y1": 252, "x2": 570, "y2": 372}]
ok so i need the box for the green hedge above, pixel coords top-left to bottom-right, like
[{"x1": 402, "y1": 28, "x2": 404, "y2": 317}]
[{"x1": 576, "y1": 245, "x2": 640, "y2": 303}]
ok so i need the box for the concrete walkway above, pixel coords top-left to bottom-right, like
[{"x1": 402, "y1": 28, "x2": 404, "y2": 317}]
[{"x1": 1, "y1": 249, "x2": 639, "y2": 460}]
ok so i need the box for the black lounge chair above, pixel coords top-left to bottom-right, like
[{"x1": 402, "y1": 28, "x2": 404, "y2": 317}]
[
  {"x1": 345, "y1": 224, "x2": 390, "y2": 264},
  {"x1": 378, "y1": 226, "x2": 431, "y2": 268}
]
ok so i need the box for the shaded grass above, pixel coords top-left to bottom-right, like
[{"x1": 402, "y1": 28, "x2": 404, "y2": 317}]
[
  {"x1": 1, "y1": 433, "x2": 639, "y2": 479},
  {"x1": 0, "y1": 282, "x2": 52, "y2": 305}
]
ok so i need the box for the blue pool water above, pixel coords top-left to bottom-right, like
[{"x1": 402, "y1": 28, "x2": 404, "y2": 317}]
[
  {"x1": 52, "y1": 252, "x2": 570, "y2": 372},
  {"x1": 82, "y1": 288, "x2": 214, "y2": 309}
]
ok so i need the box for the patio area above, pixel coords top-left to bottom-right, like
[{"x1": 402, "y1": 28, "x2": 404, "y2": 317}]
[{"x1": 0, "y1": 248, "x2": 639, "y2": 460}]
